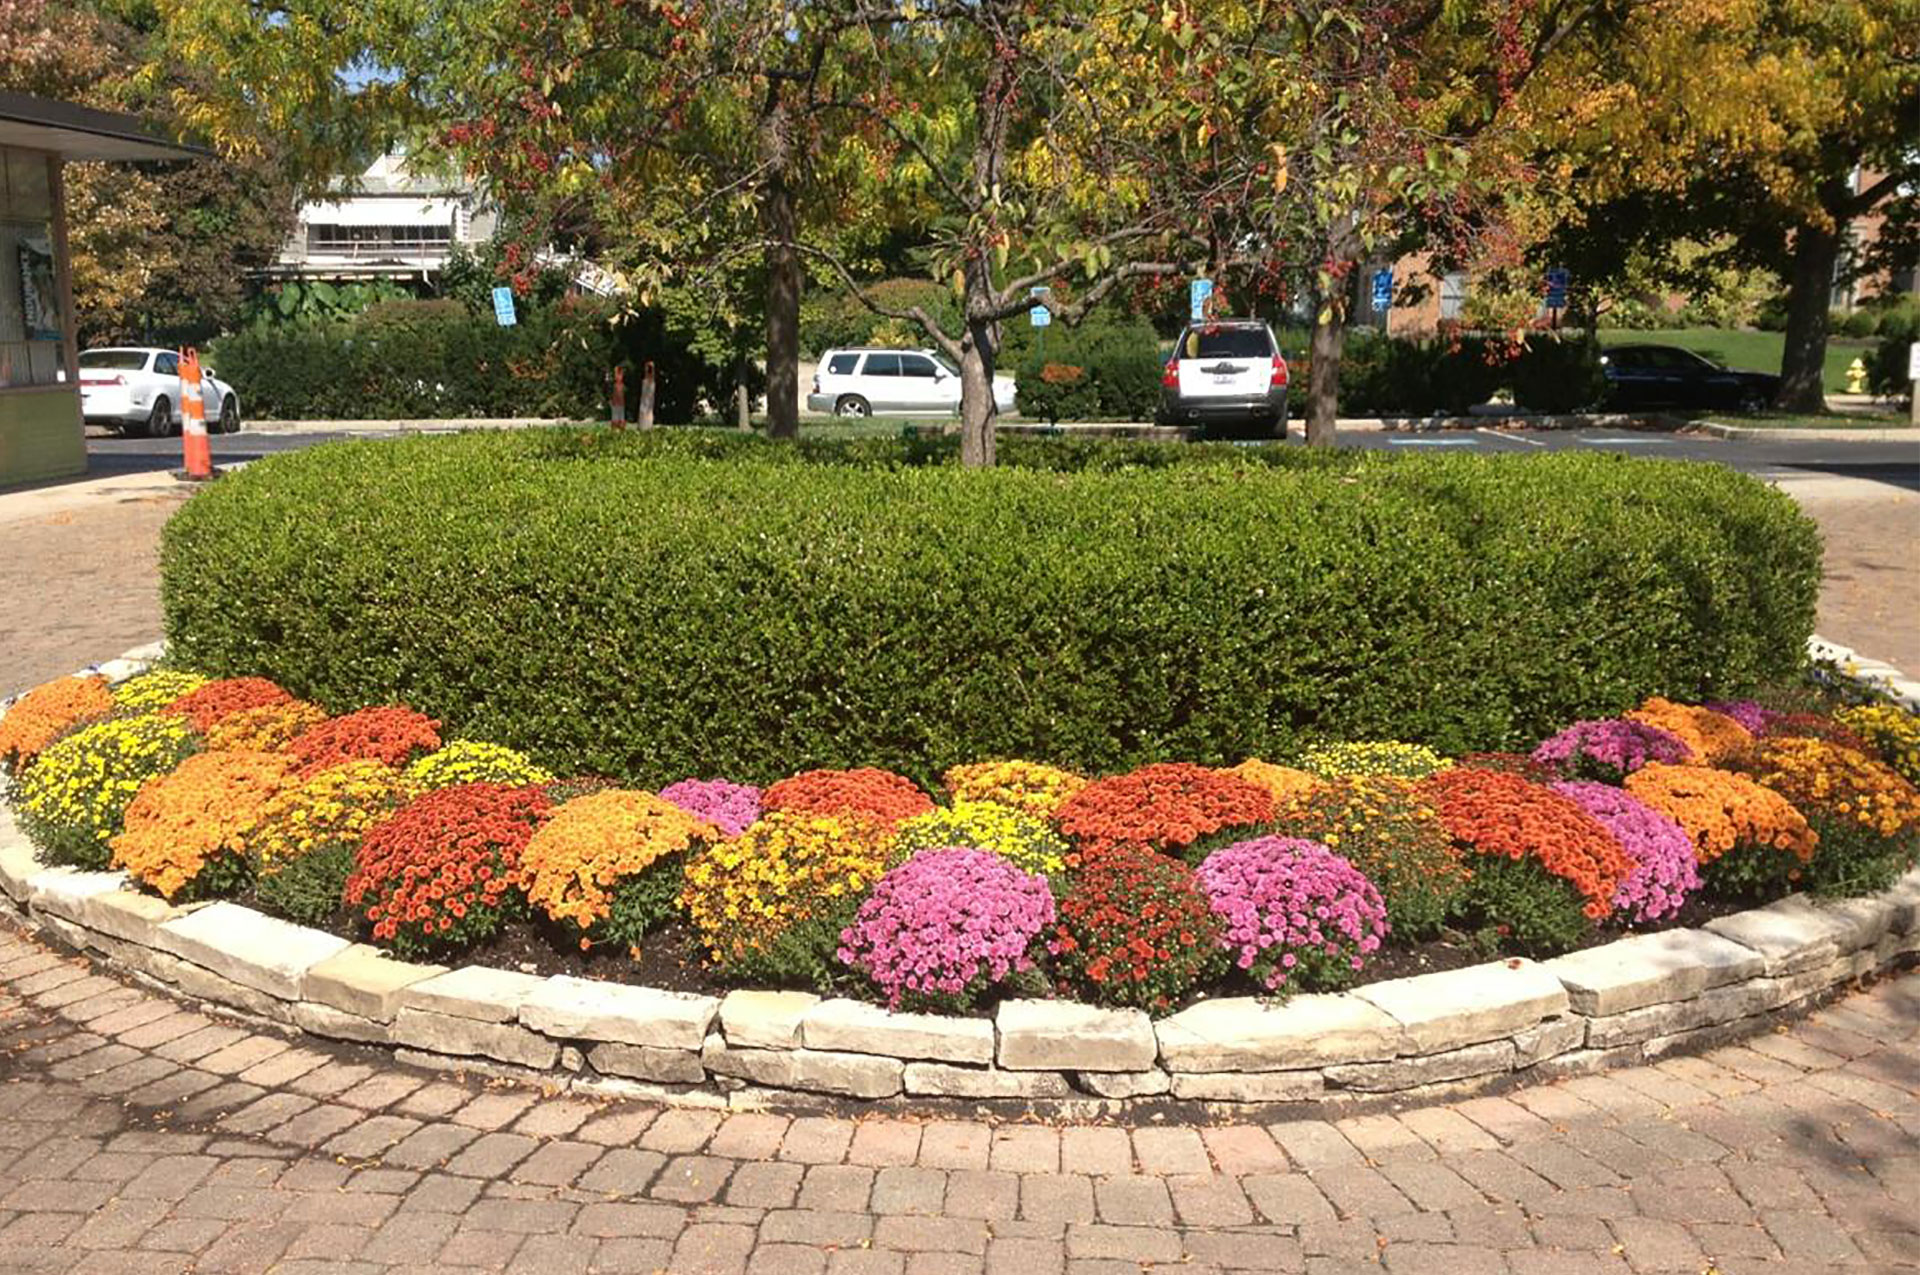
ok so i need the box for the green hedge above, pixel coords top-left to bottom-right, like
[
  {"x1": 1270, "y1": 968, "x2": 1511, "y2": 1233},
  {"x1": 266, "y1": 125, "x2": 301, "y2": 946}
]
[
  {"x1": 1012, "y1": 319, "x2": 1163, "y2": 422},
  {"x1": 160, "y1": 430, "x2": 1820, "y2": 788},
  {"x1": 1339, "y1": 333, "x2": 1608, "y2": 415}
]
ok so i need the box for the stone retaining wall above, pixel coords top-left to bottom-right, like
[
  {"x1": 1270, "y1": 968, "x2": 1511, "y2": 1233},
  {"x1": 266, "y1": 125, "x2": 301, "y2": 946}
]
[{"x1": 3, "y1": 642, "x2": 1917, "y2": 1113}]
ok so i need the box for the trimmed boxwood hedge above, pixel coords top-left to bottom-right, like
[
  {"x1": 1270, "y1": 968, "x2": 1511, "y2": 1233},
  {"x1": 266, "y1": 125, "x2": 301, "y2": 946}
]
[{"x1": 160, "y1": 429, "x2": 1821, "y2": 788}]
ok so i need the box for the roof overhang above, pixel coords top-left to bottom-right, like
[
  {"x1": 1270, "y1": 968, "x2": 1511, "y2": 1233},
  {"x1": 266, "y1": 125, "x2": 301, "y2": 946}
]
[{"x1": 0, "y1": 91, "x2": 209, "y2": 162}]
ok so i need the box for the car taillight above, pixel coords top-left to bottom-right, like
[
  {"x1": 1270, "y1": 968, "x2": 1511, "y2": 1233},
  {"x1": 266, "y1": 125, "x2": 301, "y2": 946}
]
[
  {"x1": 1270, "y1": 358, "x2": 1288, "y2": 388},
  {"x1": 812, "y1": 374, "x2": 820, "y2": 394},
  {"x1": 1161, "y1": 359, "x2": 1179, "y2": 388}
]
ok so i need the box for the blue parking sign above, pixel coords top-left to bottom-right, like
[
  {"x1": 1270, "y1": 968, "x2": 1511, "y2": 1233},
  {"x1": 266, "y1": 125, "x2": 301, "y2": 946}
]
[
  {"x1": 1030, "y1": 285, "x2": 1051, "y2": 328},
  {"x1": 1545, "y1": 267, "x2": 1570, "y2": 309},
  {"x1": 1190, "y1": 278, "x2": 1213, "y2": 322},
  {"x1": 492, "y1": 286, "x2": 518, "y2": 327},
  {"x1": 1371, "y1": 269, "x2": 1393, "y2": 312}
]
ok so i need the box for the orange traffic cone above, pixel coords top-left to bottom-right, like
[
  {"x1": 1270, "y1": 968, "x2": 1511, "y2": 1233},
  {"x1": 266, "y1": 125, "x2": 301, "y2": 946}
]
[{"x1": 179, "y1": 347, "x2": 213, "y2": 480}]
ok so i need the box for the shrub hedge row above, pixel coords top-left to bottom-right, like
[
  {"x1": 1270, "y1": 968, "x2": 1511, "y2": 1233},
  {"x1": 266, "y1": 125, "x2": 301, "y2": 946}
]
[{"x1": 160, "y1": 430, "x2": 1821, "y2": 788}]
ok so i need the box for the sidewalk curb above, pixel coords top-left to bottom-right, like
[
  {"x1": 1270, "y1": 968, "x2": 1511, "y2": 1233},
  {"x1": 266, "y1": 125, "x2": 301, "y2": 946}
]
[{"x1": 1690, "y1": 421, "x2": 1920, "y2": 443}]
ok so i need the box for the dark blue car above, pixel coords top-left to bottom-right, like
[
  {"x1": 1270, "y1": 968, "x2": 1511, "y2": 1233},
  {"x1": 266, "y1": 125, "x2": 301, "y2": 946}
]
[{"x1": 1599, "y1": 344, "x2": 1779, "y2": 413}]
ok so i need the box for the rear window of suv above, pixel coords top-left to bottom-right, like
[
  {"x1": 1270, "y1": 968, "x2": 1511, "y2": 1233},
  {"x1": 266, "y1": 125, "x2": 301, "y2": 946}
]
[
  {"x1": 1182, "y1": 328, "x2": 1273, "y2": 360},
  {"x1": 826, "y1": 353, "x2": 860, "y2": 375}
]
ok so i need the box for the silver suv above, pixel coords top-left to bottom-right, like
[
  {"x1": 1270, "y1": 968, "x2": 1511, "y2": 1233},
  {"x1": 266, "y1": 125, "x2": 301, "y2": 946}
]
[
  {"x1": 807, "y1": 348, "x2": 1017, "y2": 418},
  {"x1": 1157, "y1": 320, "x2": 1290, "y2": 436}
]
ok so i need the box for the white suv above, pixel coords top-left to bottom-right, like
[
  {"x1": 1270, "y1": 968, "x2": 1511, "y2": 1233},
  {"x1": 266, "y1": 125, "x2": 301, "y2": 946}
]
[
  {"x1": 807, "y1": 348, "x2": 1017, "y2": 417},
  {"x1": 1157, "y1": 320, "x2": 1290, "y2": 437}
]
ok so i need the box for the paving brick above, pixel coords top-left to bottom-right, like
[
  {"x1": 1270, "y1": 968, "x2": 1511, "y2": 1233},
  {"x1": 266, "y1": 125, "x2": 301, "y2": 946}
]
[{"x1": 779, "y1": 1117, "x2": 856, "y2": 1164}]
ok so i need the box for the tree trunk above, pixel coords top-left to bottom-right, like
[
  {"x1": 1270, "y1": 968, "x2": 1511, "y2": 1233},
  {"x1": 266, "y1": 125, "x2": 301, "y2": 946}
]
[
  {"x1": 958, "y1": 311, "x2": 998, "y2": 468},
  {"x1": 761, "y1": 93, "x2": 801, "y2": 441},
  {"x1": 1305, "y1": 311, "x2": 1345, "y2": 446},
  {"x1": 1775, "y1": 221, "x2": 1839, "y2": 414}
]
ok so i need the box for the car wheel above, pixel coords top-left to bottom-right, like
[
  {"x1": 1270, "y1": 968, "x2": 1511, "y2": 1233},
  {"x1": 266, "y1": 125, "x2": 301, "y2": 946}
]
[
  {"x1": 1738, "y1": 387, "x2": 1770, "y2": 415},
  {"x1": 834, "y1": 395, "x2": 871, "y2": 418},
  {"x1": 133, "y1": 398, "x2": 169, "y2": 439},
  {"x1": 218, "y1": 397, "x2": 241, "y2": 434}
]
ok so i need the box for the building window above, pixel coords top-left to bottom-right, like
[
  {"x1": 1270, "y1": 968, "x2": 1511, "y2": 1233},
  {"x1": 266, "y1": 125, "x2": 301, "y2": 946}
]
[
  {"x1": 306, "y1": 222, "x2": 454, "y2": 256},
  {"x1": 1439, "y1": 272, "x2": 1468, "y2": 321},
  {"x1": 0, "y1": 149, "x2": 61, "y2": 389}
]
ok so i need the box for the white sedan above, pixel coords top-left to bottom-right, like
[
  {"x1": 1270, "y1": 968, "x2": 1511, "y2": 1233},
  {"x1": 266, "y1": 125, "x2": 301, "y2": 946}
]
[{"x1": 78, "y1": 347, "x2": 243, "y2": 436}]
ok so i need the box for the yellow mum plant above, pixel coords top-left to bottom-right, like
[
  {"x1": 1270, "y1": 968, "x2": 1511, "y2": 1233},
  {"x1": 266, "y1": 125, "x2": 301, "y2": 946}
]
[
  {"x1": 892, "y1": 799, "x2": 1069, "y2": 876},
  {"x1": 405, "y1": 740, "x2": 554, "y2": 790},
  {"x1": 13, "y1": 713, "x2": 197, "y2": 868},
  {"x1": 111, "y1": 669, "x2": 210, "y2": 713},
  {"x1": 942, "y1": 760, "x2": 1088, "y2": 818},
  {"x1": 111, "y1": 751, "x2": 296, "y2": 900},
  {"x1": 681, "y1": 812, "x2": 897, "y2": 983},
  {"x1": 518, "y1": 789, "x2": 716, "y2": 951},
  {"x1": 1837, "y1": 704, "x2": 1920, "y2": 786},
  {"x1": 242, "y1": 760, "x2": 420, "y2": 926}
]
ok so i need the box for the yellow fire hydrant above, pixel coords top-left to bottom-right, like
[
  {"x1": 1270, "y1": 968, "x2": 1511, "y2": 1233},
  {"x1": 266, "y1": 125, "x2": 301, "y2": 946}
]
[{"x1": 1845, "y1": 357, "x2": 1868, "y2": 394}]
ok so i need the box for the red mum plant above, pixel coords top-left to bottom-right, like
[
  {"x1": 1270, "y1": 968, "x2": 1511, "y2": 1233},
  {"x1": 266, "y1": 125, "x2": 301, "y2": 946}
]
[
  {"x1": 1423, "y1": 768, "x2": 1632, "y2": 924},
  {"x1": 345, "y1": 782, "x2": 549, "y2": 957},
  {"x1": 1054, "y1": 763, "x2": 1275, "y2": 860},
  {"x1": 162, "y1": 677, "x2": 294, "y2": 733},
  {"x1": 762, "y1": 767, "x2": 933, "y2": 828},
  {"x1": 1048, "y1": 843, "x2": 1225, "y2": 1010},
  {"x1": 286, "y1": 707, "x2": 442, "y2": 778}
]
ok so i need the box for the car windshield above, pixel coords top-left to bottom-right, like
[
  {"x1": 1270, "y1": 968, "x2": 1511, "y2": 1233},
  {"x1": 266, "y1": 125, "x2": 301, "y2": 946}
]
[
  {"x1": 80, "y1": 351, "x2": 149, "y2": 371},
  {"x1": 932, "y1": 356, "x2": 959, "y2": 377},
  {"x1": 1184, "y1": 328, "x2": 1272, "y2": 360}
]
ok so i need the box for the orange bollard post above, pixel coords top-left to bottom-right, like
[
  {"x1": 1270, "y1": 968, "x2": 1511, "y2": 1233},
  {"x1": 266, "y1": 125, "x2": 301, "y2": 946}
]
[
  {"x1": 611, "y1": 366, "x2": 627, "y2": 430},
  {"x1": 178, "y1": 347, "x2": 213, "y2": 480}
]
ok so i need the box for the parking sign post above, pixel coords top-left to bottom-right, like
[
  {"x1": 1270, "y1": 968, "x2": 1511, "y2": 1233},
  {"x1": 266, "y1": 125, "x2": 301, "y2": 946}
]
[{"x1": 1909, "y1": 341, "x2": 1919, "y2": 426}]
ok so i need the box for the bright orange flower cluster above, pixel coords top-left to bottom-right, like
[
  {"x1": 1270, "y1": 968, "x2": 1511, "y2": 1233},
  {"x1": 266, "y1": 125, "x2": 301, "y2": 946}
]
[
  {"x1": 287, "y1": 707, "x2": 442, "y2": 778},
  {"x1": 943, "y1": 760, "x2": 1089, "y2": 817},
  {"x1": 1625, "y1": 763, "x2": 1817, "y2": 865},
  {"x1": 1626, "y1": 697, "x2": 1752, "y2": 764},
  {"x1": 346, "y1": 782, "x2": 550, "y2": 956},
  {"x1": 1054, "y1": 763, "x2": 1275, "y2": 858},
  {"x1": 1225, "y1": 758, "x2": 1321, "y2": 806},
  {"x1": 203, "y1": 700, "x2": 330, "y2": 752},
  {"x1": 518, "y1": 789, "x2": 716, "y2": 935},
  {"x1": 1422, "y1": 768, "x2": 1632, "y2": 919},
  {"x1": 762, "y1": 767, "x2": 933, "y2": 827},
  {"x1": 1048, "y1": 842, "x2": 1223, "y2": 1010},
  {"x1": 161, "y1": 677, "x2": 294, "y2": 732},
  {"x1": 0, "y1": 675, "x2": 113, "y2": 770},
  {"x1": 110, "y1": 750, "x2": 296, "y2": 899},
  {"x1": 1738, "y1": 737, "x2": 1920, "y2": 839}
]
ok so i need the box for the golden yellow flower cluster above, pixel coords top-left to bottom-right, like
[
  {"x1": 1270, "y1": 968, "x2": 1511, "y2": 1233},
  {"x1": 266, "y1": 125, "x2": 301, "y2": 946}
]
[
  {"x1": 110, "y1": 669, "x2": 209, "y2": 713},
  {"x1": 14, "y1": 713, "x2": 198, "y2": 868},
  {"x1": 1743, "y1": 736, "x2": 1920, "y2": 839},
  {"x1": 203, "y1": 700, "x2": 330, "y2": 752},
  {"x1": 242, "y1": 760, "x2": 418, "y2": 872},
  {"x1": 0, "y1": 675, "x2": 113, "y2": 770},
  {"x1": 1626, "y1": 697, "x2": 1752, "y2": 764},
  {"x1": 681, "y1": 813, "x2": 896, "y2": 967},
  {"x1": 1226, "y1": 758, "x2": 1322, "y2": 806},
  {"x1": 893, "y1": 799, "x2": 1069, "y2": 876},
  {"x1": 519, "y1": 789, "x2": 715, "y2": 935},
  {"x1": 1836, "y1": 704, "x2": 1920, "y2": 787},
  {"x1": 942, "y1": 760, "x2": 1088, "y2": 818},
  {"x1": 111, "y1": 751, "x2": 295, "y2": 899},
  {"x1": 405, "y1": 740, "x2": 554, "y2": 790}
]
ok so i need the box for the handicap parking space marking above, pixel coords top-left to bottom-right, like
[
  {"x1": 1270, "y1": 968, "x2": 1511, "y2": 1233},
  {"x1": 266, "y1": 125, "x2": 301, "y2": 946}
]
[
  {"x1": 1476, "y1": 428, "x2": 1546, "y2": 447},
  {"x1": 1578, "y1": 435, "x2": 1674, "y2": 446},
  {"x1": 1385, "y1": 436, "x2": 1480, "y2": 446}
]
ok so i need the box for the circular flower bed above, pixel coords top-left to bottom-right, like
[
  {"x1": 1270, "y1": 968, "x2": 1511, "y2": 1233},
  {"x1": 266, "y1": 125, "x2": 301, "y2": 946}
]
[{"x1": 5, "y1": 661, "x2": 1917, "y2": 1020}]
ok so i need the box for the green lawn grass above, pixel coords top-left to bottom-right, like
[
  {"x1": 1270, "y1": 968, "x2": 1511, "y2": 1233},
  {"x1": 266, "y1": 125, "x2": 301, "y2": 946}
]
[{"x1": 1596, "y1": 328, "x2": 1876, "y2": 395}]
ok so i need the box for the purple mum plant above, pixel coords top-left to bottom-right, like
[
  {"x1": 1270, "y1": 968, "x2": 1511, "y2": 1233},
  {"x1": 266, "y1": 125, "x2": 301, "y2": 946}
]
[
  {"x1": 659, "y1": 778, "x2": 763, "y2": 838},
  {"x1": 837, "y1": 848, "x2": 1055, "y2": 1010},
  {"x1": 1531, "y1": 717, "x2": 1692, "y2": 782},
  {"x1": 1197, "y1": 836, "x2": 1387, "y2": 994},
  {"x1": 1552, "y1": 780, "x2": 1701, "y2": 924},
  {"x1": 1705, "y1": 700, "x2": 1778, "y2": 735}
]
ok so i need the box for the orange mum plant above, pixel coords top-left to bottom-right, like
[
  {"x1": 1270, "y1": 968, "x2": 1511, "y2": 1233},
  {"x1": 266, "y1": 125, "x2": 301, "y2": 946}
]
[
  {"x1": 162, "y1": 677, "x2": 294, "y2": 732},
  {"x1": 203, "y1": 700, "x2": 330, "y2": 752},
  {"x1": 110, "y1": 750, "x2": 297, "y2": 900},
  {"x1": 762, "y1": 767, "x2": 933, "y2": 827},
  {"x1": 1625, "y1": 763, "x2": 1817, "y2": 900},
  {"x1": 1225, "y1": 758, "x2": 1321, "y2": 806},
  {"x1": 1626, "y1": 697, "x2": 1752, "y2": 765},
  {"x1": 518, "y1": 789, "x2": 717, "y2": 952},
  {"x1": 0, "y1": 675, "x2": 113, "y2": 771}
]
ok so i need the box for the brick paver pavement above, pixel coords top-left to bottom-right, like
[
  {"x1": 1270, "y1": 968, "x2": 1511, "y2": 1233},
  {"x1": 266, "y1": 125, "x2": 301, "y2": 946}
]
[{"x1": 2, "y1": 924, "x2": 1916, "y2": 1273}]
